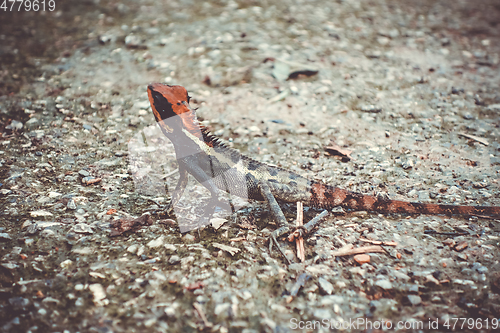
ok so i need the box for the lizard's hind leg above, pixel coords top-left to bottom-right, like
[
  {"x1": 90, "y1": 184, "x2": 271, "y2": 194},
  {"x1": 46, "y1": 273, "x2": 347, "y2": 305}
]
[{"x1": 258, "y1": 181, "x2": 293, "y2": 265}]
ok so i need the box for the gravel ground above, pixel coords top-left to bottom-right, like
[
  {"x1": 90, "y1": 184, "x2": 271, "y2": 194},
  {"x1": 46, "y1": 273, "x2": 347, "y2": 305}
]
[{"x1": 1, "y1": 0, "x2": 500, "y2": 332}]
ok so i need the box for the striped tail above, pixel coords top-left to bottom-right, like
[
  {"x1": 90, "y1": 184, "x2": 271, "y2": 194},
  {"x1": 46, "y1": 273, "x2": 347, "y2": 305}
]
[{"x1": 309, "y1": 182, "x2": 500, "y2": 217}]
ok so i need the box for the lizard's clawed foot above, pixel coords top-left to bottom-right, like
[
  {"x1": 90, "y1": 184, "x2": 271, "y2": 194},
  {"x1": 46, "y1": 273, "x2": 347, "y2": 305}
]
[
  {"x1": 269, "y1": 227, "x2": 292, "y2": 265},
  {"x1": 159, "y1": 202, "x2": 175, "y2": 217},
  {"x1": 144, "y1": 198, "x2": 175, "y2": 217}
]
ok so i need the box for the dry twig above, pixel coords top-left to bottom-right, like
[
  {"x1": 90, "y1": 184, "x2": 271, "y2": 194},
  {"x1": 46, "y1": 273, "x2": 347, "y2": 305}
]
[
  {"x1": 458, "y1": 132, "x2": 489, "y2": 146},
  {"x1": 296, "y1": 202, "x2": 305, "y2": 262},
  {"x1": 193, "y1": 303, "x2": 213, "y2": 329},
  {"x1": 359, "y1": 238, "x2": 397, "y2": 246},
  {"x1": 331, "y1": 244, "x2": 386, "y2": 257},
  {"x1": 288, "y1": 210, "x2": 329, "y2": 241}
]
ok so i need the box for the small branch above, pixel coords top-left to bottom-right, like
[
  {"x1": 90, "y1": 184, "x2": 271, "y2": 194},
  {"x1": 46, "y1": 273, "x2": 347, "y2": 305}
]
[
  {"x1": 424, "y1": 230, "x2": 468, "y2": 237},
  {"x1": 288, "y1": 210, "x2": 329, "y2": 242},
  {"x1": 458, "y1": 133, "x2": 489, "y2": 146},
  {"x1": 161, "y1": 168, "x2": 179, "y2": 179},
  {"x1": 296, "y1": 202, "x2": 305, "y2": 262},
  {"x1": 331, "y1": 244, "x2": 385, "y2": 257},
  {"x1": 359, "y1": 238, "x2": 397, "y2": 246},
  {"x1": 229, "y1": 237, "x2": 246, "y2": 242},
  {"x1": 193, "y1": 303, "x2": 213, "y2": 329}
]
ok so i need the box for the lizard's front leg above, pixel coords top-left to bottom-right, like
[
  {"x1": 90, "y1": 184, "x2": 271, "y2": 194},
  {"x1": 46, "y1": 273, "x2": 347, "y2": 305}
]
[
  {"x1": 178, "y1": 157, "x2": 231, "y2": 223},
  {"x1": 162, "y1": 166, "x2": 189, "y2": 215}
]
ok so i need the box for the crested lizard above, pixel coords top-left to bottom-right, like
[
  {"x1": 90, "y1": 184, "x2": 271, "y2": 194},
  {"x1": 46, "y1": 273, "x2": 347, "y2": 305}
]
[{"x1": 147, "y1": 83, "x2": 500, "y2": 256}]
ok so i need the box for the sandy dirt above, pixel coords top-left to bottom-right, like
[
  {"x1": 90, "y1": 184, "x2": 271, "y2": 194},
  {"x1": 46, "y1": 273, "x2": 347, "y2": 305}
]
[{"x1": 1, "y1": 0, "x2": 499, "y2": 332}]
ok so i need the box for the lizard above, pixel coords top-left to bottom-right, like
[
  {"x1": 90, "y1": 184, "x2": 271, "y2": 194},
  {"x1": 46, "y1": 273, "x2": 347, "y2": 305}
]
[{"x1": 146, "y1": 83, "x2": 500, "y2": 256}]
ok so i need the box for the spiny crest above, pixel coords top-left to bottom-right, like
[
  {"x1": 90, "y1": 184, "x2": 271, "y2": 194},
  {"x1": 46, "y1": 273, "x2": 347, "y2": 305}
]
[{"x1": 200, "y1": 126, "x2": 242, "y2": 160}]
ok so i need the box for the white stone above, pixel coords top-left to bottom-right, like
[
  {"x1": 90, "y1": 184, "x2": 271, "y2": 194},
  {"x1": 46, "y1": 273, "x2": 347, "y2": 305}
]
[
  {"x1": 60, "y1": 259, "x2": 73, "y2": 268},
  {"x1": 89, "y1": 284, "x2": 108, "y2": 306},
  {"x1": 375, "y1": 279, "x2": 393, "y2": 290},
  {"x1": 214, "y1": 303, "x2": 231, "y2": 316},
  {"x1": 147, "y1": 235, "x2": 165, "y2": 248},
  {"x1": 30, "y1": 210, "x2": 53, "y2": 217}
]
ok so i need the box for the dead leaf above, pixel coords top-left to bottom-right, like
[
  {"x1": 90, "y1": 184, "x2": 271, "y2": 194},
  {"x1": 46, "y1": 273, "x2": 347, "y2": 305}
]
[
  {"x1": 288, "y1": 69, "x2": 319, "y2": 80},
  {"x1": 109, "y1": 214, "x2": 153, "y2": 237},
  {"x1": 324, "y1": 143, "x2": 352, "y2": 162}
]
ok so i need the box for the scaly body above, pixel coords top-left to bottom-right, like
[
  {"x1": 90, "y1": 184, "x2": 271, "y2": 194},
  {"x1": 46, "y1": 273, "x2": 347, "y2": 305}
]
[{"x1": 147, "y1": 83, "x2": 500, "y2": 236}]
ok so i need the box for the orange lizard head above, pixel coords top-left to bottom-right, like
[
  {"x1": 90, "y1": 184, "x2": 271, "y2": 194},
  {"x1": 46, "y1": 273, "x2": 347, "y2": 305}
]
[{"x1": 147, "y1": 83, "x2": 202, "y2": 139}]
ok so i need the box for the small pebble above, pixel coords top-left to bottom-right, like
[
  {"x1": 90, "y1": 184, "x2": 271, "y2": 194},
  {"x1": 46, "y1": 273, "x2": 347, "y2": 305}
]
[
  {"x1": 183, "y1": 234, "x2": 196, "y2": 243},
  {"x1": 0, "y1": 233, "x2": 12, "y2": 241},
  {"x1": 78, "y1": 170, "x2": 90, "y2": 177},
  {"x1": 168, "y1": 255, "x2": 181, "y2": 265},
  {"x1": 67, "y1": 199, "x2": 77, "y2": 210},
  {"x1": 375, "y1": 279, "x2": 393, "y2": 290},
  {"x1": 406, "y1": 295, "x2": 421, "y2": 305},
  {"x1": 454, "y1": 241, "x2": 468, "y2": 252},
  {"x1": 354, "y1": 254, "x2": 370, "y2": 265},
  {"x1": 7, "y1": 120, "x2": 23, "y2": 130},
  {"x1": 125, "y1": 34, "x2": 142, "y2": 48},
  {"x1": 443, "y1": 239, "x2": 455, "y2": 247},
  {"x1": 147, "y1": 235, "x2": 166, "y2": 248},
  {"x1": 317, "y1": 277, "x2": 334, "y2": 295},
  {"x1": 425, "y1": 275, "x2": 440, "y2": 285}
]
